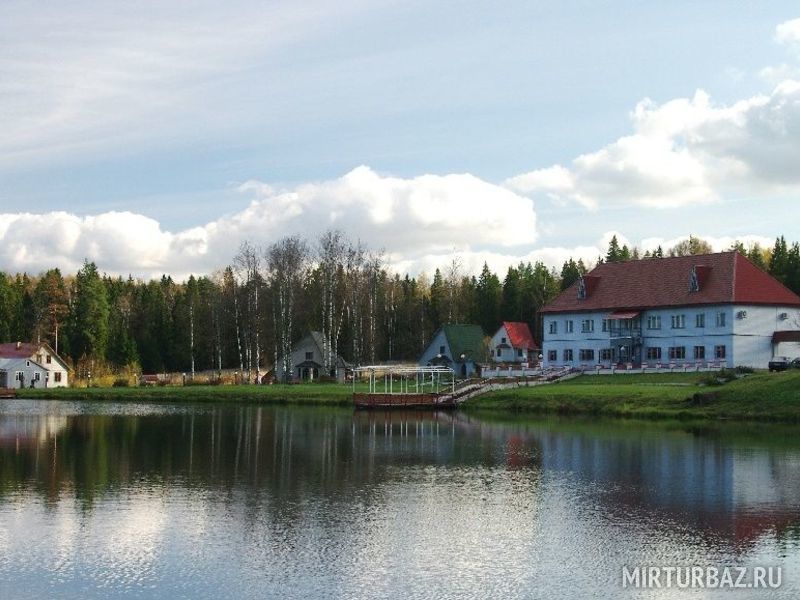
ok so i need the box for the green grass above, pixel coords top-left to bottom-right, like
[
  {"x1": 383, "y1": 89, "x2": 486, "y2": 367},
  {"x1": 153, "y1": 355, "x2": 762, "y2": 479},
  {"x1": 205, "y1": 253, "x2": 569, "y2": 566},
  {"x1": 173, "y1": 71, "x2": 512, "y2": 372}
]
[
  {"x1": 464, "y1": 370, "x2": 800, "y2": 422},
  {"x1": 20, "y1": 382, "x2": 361, "y2": 406}
]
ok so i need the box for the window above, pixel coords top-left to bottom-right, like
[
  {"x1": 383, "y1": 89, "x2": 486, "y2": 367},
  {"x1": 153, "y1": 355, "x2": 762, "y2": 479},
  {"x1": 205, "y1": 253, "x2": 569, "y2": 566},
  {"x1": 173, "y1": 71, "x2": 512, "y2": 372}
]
[
  {"x1": 46, "y1": 355, "x2": 52, "y2": 364},
  {"x1": 547, "y1": 350, "x2": 557, "y2": 361},
  {"x1": 26, "y1": 360, "x2": 30, "y2": 367},
  {"x1": 715, "y1": 345, "x2": 726, "y2": 359},
  {"x1": 647, "y1": 316, "x2": 661, "y2": 330},
  {"x1": 496, "y1": 349, "x2": 502, "y2": 357},
  {"x1": 696, "y1": 314, "x2": 705, "y2": 328},
  {"x1": 689, "y1": 267, "x2": 700, "y2": 292},
  {"x1": 716, "y1": 312, "x2": 726, "y2": 327},
  {"x1": 54, "y1": 372, "x2": 62, "y2": 383},
  {"x1": 439, "y1": 345, "x2": 446, "y2": 355},
  {"x1": 34, "y1": 372, "x2": 41, "y2": 381},
  {"x1": 579, "y1": 349, "x2": 595, "y2": 361},
  {"x1": 581, "y1": 319, "x2": 594, "y2": 333},
  {"x1": 671, "y1": 315, "x2": 685, "y2": 329},
  {"x1": 501, "y1": 337, "x2": 506, "y2": 344},
  {"x1": 600, "y1": 348, "x2": 613, "y2": 361},
  {"x1": 549, "y1": 321, "x2": 557, "y2": 335},
  {"x1": 646, "y1": 347, "x2": 662, "y2": 360},
  {"x1": 517, "y1": 349, "x2": 523, "y2": 357},
  {"x1": 602, "y1": 319, "x2": 609, "y2": 332},
  {"x1": 305, "y1": 351, "x2": 313, "y2": 360},
  {"x1": 565, "y1": 320, "x2": 574, "y2": 333},
  {"x1": 668, "y1": 346, "x2": 686, "y2": 360},
  {"x1": 693, "y1": 346, "x2": 705, "y2": 360},
  {"x1": 15, "y1": 371, "x2": 22, "y2": 381},
  {"x1": 563, "y1": 349, "x2": 573, "y2": 362}
]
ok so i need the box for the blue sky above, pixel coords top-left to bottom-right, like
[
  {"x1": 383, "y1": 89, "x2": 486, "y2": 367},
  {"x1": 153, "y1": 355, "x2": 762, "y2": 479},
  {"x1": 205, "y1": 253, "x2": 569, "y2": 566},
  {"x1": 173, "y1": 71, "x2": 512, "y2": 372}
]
[{"x1": 2, "y1": 1, "x2": 800, "y2": 278}]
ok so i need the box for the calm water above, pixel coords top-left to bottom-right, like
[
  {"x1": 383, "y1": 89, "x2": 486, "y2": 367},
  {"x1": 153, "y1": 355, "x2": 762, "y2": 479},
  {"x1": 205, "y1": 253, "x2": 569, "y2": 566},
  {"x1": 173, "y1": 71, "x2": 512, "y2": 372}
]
[{"x1": 1, "y1": 400, "x2": 799, "y2": 599}]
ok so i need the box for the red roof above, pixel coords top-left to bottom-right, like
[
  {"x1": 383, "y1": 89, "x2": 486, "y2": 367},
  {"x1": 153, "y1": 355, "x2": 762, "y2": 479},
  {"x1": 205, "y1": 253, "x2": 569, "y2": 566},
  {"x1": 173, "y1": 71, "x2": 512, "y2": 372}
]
[
  {"x1": 541, "y1": 252, "x2": 800, "y2": 313},
  {"x1": 0, "y1": 342, "x2": 41, "y2": 359},
  {"x1": 502, "y1": 321, "x2": 538, "y2": 350}
]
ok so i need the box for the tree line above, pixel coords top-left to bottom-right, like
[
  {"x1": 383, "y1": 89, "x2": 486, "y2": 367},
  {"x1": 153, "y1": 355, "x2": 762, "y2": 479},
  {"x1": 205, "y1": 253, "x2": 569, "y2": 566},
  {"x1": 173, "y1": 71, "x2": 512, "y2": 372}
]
[{"x1": 0, "y1": 233, "x2": 798, "y2": 380}]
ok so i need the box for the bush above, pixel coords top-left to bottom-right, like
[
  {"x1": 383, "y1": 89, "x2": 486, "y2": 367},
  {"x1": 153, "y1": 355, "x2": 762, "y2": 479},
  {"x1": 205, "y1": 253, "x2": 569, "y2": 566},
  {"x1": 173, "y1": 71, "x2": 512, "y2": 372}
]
[
  {"x1": 112, "y1": 378, "x2": 130, "y2": 387},
  {"x1": 735, "y1": 365, "x2": 755, "y2": 374}
]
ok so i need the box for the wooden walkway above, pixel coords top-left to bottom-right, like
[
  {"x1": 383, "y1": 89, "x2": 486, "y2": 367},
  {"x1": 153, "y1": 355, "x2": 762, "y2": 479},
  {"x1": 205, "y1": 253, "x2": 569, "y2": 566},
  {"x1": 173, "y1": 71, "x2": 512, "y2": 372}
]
[
  {"x1": 354, "y1": 367, "x2": 577, "y2": 409},
  {"x1": 0, "y1": 388, "x2": 16, "y2": 399}
]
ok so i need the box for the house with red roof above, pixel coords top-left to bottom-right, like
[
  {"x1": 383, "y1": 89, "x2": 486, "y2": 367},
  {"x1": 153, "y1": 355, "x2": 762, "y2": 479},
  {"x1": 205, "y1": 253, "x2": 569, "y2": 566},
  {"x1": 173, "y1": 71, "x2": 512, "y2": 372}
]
[
  {"x1": 0, "y1": 342, "x2": 69, "y2": 389},
  {"x1": 540, "y1": 252, "x2": 800, "y2": 370},
  {"x1": 490, "y1": 321, "x2": 540, "y2": 365}
]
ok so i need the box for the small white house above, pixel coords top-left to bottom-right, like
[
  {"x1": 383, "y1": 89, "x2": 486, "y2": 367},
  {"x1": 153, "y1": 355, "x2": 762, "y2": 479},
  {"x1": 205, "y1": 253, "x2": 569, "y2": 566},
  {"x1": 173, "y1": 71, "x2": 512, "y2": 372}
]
[
  {"x1": 0, "y1": 357, "x2": 48, "y2": 389},
  {"x1": 490, "y1": 321, "x2": 539, "y2": 364},
  {"x1": 275, "y1": 331, "x2": 350, "y2": 383},
  {"x1": 0, "y1": 342, "x2": 69, "y2": 388}
]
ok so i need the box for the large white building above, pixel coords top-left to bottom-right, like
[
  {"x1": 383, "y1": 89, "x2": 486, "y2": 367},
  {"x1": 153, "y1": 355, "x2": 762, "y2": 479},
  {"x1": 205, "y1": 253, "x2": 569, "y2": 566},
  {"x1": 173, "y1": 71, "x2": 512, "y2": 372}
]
[{"x1": 540, "y1": 252, "x2": 800, "y2": 370}]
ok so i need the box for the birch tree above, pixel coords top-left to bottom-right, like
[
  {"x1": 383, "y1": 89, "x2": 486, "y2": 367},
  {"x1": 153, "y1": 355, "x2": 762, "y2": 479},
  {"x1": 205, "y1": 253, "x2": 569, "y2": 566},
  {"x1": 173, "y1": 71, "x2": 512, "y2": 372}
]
[{"x1": 267, "y1": 236, "x2": 308, "y2": 383}]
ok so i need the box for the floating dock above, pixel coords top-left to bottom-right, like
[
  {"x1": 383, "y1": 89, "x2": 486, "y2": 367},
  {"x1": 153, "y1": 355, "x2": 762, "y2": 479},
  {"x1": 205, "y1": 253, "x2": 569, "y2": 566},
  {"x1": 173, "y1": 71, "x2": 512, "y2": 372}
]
[{"x1": 353, "y1": 365, "x2": 457, "y2": 409}]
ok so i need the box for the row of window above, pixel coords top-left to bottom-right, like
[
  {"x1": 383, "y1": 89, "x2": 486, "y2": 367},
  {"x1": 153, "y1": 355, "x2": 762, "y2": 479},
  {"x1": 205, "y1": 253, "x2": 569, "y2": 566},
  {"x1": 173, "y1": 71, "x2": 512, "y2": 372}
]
[
  {"x1": 496, "y1": 348, "x2": 525, "y2": 357},
  {"x1": 547, "y1": 345, "x2": 726, "y2": 362},
  {"x1": 549, "y1": 312, "x2": 727, "y2": 335},
  {"x1": 13, "y1": 371, "x2": 62, "y2": 382}
]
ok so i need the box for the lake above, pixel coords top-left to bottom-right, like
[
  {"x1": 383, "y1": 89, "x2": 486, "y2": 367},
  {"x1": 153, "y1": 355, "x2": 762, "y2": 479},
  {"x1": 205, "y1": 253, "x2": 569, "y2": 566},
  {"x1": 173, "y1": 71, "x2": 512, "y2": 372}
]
[{"x1": 1, "y1": 399, "x2": 799, "y2": 599}]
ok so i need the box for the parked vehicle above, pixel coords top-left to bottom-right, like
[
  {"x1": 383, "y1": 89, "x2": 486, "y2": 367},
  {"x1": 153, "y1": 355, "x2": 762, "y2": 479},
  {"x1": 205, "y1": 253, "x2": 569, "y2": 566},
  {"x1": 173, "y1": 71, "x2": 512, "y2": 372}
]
[{"x1": 768, "y1": 357, "x2": 800, "y2": 371}]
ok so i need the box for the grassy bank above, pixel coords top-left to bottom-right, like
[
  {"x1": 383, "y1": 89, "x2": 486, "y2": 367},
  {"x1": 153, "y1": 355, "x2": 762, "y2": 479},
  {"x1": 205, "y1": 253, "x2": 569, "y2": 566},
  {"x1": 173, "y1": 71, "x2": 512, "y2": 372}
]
[
  {"x1": 20, "y1": 383, "x2": 359, "y2": 406},
  {"x1": 464, "y1": 371, "x2": 800, "y2": 422}
]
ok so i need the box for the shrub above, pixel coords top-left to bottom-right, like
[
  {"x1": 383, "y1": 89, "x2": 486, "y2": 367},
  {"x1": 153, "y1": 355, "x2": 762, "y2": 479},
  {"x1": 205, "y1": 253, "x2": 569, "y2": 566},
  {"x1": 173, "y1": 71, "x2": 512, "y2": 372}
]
[
  {"x1": 112, "y1": 378, "x2": 130, "y2": 387},
  {"x1": 734, "y1": 365, "x2": 755, "y2": 374}
]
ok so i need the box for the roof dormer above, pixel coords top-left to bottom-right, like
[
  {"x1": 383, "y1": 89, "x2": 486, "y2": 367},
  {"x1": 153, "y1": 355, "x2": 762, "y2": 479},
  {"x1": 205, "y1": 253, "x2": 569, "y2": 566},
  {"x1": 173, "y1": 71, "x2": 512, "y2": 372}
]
[{"x1": 689, "y1": 265, "x2": 711, "y2": 292}]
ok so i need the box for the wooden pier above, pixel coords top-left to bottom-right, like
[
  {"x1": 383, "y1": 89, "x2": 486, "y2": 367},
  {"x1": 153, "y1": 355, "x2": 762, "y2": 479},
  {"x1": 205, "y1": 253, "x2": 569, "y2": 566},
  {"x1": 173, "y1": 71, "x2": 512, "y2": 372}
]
[{"x1": 0, "y1": 388, "x2": 16, "y2": 399}]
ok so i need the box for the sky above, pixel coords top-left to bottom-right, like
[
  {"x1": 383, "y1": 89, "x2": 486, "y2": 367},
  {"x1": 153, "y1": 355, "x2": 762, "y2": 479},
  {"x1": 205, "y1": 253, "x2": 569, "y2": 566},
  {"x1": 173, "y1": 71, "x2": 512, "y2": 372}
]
[{"x1": 2, "y1": 1, "x2": 800, "y2": 280}]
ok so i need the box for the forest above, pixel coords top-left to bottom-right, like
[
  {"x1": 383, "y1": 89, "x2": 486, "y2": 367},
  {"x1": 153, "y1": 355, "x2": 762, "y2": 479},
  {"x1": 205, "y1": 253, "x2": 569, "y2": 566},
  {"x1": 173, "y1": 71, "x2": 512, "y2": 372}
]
[{"x1": 1, "y1": 232, "x2": 799, "y2": 382}]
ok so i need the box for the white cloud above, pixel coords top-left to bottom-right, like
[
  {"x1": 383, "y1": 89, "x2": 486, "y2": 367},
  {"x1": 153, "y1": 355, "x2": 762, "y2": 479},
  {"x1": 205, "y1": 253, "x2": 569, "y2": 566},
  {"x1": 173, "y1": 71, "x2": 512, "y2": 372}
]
[
  {"x1": 0, "y1": 167, "x2": 537, "y2": 279},
  {"x1": 776, "y1": 18, "x2": 800, "y2": 47},
  {"x1": 507, "y1": 76, "x2": 800, "y2": 209}
]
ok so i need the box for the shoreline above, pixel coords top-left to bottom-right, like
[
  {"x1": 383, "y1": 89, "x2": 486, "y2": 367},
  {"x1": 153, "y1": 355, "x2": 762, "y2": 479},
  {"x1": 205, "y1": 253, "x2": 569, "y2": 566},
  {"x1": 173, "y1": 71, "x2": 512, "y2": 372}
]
[{"x1": 9, "y1": 371, "x2": 800, "y2": 423}]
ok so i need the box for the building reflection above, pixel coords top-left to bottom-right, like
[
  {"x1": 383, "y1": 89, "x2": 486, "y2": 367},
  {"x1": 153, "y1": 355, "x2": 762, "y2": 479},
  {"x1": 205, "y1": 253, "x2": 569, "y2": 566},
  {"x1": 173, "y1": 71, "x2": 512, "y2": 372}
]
[{"x1": 1, "y1": 405, "x2": 799, "y2": 552}]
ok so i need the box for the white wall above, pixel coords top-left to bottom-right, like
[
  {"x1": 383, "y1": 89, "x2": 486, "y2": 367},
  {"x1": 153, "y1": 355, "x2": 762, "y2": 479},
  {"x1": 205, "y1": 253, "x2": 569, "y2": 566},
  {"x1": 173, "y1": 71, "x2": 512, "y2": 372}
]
[{"x1": 542, "y1": 304, "x2": 800, "y2": 369}]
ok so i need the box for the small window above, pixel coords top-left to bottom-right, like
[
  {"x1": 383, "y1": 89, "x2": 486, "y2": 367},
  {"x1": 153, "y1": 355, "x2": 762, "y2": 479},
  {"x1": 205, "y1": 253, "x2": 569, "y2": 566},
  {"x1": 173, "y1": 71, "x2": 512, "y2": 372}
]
[
  {"x1": 563, "y1": 349, "x2": 573, "y2": 362},
  {"x1": 26, "y1": 360, "x2": 30, "y2": 367},
  {"x1": 496, "y1": 348, "x2": 502, "y2": 357},
  {"x1": 46, "y1": 355, "x2": 52, "y2": 364},
  {"x1": 516, "y1": 348, "x2": 523, "y2": 357},
  {"x1": 646, "y1": 347, "x2": 662, "y2": 360},
  {"x1": 54, "y1": 372, "x2": 62, "y2": 383},
  {"x1": 439, "y1": 345, "x2": 446, "y2": 355},
  {"x1": 501, "y1": 337, "x2": 506, "y2": 344},
  {"x1": 647, "y1": 316, "x2": 661, "y2": 330},
  {"x1": 668, "y1": 346, "x2": 686, "y2": 360},
  {"x1": 696, "y1": 314, "x2": 705, "y2": 328},
  {"x1": 565, "y1": 320, "x2": 574, "y2": 334},
  {"x1": 549, "y1": 321, "x2": 557, "y2": 335},
  {"x1": 600, "y1": 348, "x2": 613, "y2": 361},
  {"x1": 716, "y1": 312, "x2": 726, "y2": 327},
  {"x1": 671, "y1": 315, "x2": 685, "y2": 329},
  {"x1": 715, "y1": 345, "x2": 726, "y2": 359},
  {"x1": 581, "y1": 319, "x2": 594, "y2": 333},
  {"x1": 15, "y1": 371, "x2": 23, "y2": 381},
  {"x1": 547, "y1": 350, "x2": 557, "y2": 361},
  {"x1": 689, "y1": 267, "x2": 700, "y2": 292},
  {"x1": 305, "y1": 351, "x2": 313, "y2": 360},
  {"x1": 601, "y1": 319, "x2": 609, "y2": 332},
  {"x1": 579, "y1": 349, "x2": 594, "y2": 361},
  {"x1": 34, "y1": 372, "x2": 41, "y2": 381},
  {"x1": 693, "y1": 346, "x2": 705, "y2": 359}
]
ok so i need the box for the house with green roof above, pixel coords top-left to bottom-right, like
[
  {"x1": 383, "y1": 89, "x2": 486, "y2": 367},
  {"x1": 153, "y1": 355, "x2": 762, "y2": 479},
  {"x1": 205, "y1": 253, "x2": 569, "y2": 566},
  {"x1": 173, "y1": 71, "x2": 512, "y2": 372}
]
[{"x1": 418, "y1": 324, "x2": 486, "y2": 378}]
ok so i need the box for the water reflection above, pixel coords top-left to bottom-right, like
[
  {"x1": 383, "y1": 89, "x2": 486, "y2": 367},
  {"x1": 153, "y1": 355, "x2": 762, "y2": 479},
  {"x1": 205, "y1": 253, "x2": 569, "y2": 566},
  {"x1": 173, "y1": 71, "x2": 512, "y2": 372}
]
[{"x1": 1, "y1": 400, "x2": 799, "y2": 599}]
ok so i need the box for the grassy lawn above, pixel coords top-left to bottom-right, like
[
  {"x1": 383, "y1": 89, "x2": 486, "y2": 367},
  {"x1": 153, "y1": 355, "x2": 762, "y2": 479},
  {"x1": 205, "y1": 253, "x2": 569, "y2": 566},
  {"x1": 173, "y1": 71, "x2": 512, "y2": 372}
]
[
  {"x1": 465, "y1": 370, "x2": 800, "y2": 422},
  {"x1": 20, "y1": 382, "x2": 361, "y2": 406}
]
